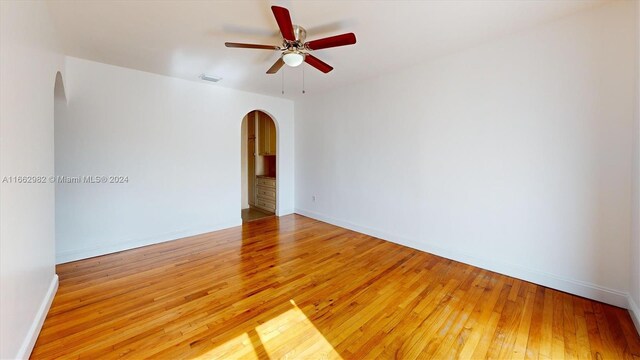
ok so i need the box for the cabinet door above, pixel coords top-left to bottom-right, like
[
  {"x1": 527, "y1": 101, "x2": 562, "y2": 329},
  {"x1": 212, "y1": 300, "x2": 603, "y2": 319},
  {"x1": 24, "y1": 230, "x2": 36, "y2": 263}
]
[
  {"x1": 247, "y1": 113, "x2": 256, "y2": 205},
  {"x1": 258, "y1": 113, "x2": 276, "y2": 156},
  {"x1": 258, "y1": 115, "x2": 268, "y2": 156},
  {"x1": 268, "y1": 118, "x2": 276, "y2": 155}
]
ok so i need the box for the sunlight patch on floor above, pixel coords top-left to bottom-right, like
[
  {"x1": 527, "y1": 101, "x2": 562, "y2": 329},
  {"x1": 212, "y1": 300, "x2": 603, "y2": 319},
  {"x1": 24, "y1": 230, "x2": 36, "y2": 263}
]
[
  {"x1": 195, "y1": 332, "x2": 259, "y2": 360},
  {"x1": 194, "y1": 300, "x2": 341, "y2": 360},
  {"x1": 255, "y1": 299, "x2": 342, "y2": 360}
]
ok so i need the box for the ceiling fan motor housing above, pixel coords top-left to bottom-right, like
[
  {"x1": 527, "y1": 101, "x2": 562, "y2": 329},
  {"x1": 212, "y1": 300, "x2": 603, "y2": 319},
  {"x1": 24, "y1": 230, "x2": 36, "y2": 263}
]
[{"x1": 284, "y1": 25, "x2": 307, "y2": 52}]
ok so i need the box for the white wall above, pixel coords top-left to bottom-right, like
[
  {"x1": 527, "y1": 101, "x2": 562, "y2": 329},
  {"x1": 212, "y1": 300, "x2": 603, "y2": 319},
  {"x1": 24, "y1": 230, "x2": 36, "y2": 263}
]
[
  {"x1": 295, "y1": 2, "x2": 636, "y2": 308},
  {"x1": 0, "y1": 1, "x2": 64, "y2": 358},
  {"x1": 55, "y1": 57, "x2": 294, "y2": 263},
  {"x1": 630, "y1": 0, "x2": 640, "y2": 331}
]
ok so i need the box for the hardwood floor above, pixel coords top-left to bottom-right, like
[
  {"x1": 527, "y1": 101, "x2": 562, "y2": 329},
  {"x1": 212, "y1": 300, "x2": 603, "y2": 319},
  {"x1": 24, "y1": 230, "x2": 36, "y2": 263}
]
[{"x1": 32, "y1": 214, "x2": 639, "y2": 359}]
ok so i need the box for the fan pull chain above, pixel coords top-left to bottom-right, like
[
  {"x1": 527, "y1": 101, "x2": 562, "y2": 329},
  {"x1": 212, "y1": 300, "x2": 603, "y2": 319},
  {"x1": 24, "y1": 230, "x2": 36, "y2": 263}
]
[
  {"x1": 281, "y1": 69, "x2": 284, "y2": 95},
  {"x1": 302, "y1": 63, "x2": 306, "y2": 94}
]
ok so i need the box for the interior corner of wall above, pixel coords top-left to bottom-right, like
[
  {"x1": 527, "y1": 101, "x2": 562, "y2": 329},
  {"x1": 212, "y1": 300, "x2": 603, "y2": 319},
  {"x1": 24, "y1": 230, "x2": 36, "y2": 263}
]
[{"x1": 15, "y1": 274, "x2": 58, "y2": 359}]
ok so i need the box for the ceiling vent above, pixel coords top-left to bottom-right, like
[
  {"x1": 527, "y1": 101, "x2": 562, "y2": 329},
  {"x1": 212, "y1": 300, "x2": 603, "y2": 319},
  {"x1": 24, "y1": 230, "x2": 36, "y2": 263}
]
[{"x1": 199, "y1": 74, "x2": 222, "y2": 82}]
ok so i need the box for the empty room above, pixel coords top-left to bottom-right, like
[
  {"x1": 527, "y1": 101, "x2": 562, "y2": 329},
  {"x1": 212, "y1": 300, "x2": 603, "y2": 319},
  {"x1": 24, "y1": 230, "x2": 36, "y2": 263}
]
[{"x1": 1, "y1": 0, "x2": 639, "y2": 359}]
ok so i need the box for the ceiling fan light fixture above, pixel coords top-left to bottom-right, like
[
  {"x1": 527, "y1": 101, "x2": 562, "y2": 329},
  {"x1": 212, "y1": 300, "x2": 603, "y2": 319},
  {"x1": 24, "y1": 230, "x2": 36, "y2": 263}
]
[
  {"x1": 224, "y1": 6, "x2": 356, "y2": 75},
  {"x1": 282, "y1": 51, "x2": 304, "y2": 67}
]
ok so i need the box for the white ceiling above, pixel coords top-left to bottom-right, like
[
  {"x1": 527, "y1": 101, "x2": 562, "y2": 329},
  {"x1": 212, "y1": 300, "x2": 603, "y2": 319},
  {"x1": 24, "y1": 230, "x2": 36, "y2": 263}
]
[{"x1": 47, "y1": 0, "x2": 608, "y2": 99}]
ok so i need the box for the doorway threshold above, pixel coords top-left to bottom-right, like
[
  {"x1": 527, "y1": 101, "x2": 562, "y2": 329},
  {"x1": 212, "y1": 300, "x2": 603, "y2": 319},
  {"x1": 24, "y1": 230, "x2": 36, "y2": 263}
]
[{"x1": 242, "y1": 207, "x2": 276, "y2": 223}]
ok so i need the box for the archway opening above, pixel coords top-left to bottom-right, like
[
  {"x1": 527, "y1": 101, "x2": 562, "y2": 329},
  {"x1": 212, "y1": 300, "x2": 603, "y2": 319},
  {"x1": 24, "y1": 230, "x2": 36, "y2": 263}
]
[
  {"x1": 241, "y1": 110, "x2": 277, "y2": 222},
  {"x1": 53, "y1": 71, "x2": 67, "y2": 263}
]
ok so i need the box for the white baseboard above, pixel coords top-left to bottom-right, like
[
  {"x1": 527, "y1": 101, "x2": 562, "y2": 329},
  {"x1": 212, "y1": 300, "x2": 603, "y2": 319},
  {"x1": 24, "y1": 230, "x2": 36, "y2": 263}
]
[
  {"x1": 16, "y1": 274, "x2": 58, "y2": 359},
  {"x1": 294, "y1": 208, "x2": 629, "y2": 309},
  {"x1": 56, "y1": 219, "x2": 242, "y2": 264},
  {"x1": 628, "y1": 295, "x2": 640, "y2": 335},
  {"x1": 277, "y1": 208, "x2": 294, "y2": 216}
]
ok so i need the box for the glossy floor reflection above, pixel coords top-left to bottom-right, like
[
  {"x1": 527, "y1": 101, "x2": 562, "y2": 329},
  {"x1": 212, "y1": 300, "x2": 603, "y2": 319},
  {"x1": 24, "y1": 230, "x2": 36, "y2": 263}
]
[{"x1": 31, "y1": 215, "x2": 640, "y2": 359}]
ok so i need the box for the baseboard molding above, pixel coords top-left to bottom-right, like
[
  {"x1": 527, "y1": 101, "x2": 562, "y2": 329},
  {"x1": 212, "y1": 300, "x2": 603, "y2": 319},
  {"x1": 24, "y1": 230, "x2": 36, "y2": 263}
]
[
  {"x1": 294, "y1": 208, "x2": 629, "y2": 309},
  {"x1": 628, "y1": 295, "x2": 640, "y2": 335},
  {"x1": 16, "y1": 274, "x2": 58, "y2": 359},
  {"x1": 56, "y1": 219, "x2": 242, "y2": 264},
  {"x1": 277, "y1": 207, "x2": 294, "y2": 216}
]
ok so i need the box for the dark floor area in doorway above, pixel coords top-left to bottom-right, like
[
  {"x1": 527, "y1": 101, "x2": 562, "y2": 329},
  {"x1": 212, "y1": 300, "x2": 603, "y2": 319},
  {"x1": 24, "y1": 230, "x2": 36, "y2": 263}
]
[{"x1": 241, "y1": 207, "x2": 274, "y2": 222}]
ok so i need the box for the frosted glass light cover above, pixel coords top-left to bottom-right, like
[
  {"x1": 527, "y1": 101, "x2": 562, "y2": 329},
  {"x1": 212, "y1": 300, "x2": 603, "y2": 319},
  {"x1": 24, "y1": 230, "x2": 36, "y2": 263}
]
[{"x1": 283, "y1": 52, "x2": 304, "y2": 67}]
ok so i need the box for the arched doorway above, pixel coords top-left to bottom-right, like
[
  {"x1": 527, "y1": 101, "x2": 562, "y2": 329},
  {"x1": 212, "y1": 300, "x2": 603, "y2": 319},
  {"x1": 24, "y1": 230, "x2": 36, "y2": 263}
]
[
  {"x1": 53, "y1": 71, "x2": 67, "y2": 262},
  {"x1": 241, "y1": 110, "x2": 277, "y2": 222}
]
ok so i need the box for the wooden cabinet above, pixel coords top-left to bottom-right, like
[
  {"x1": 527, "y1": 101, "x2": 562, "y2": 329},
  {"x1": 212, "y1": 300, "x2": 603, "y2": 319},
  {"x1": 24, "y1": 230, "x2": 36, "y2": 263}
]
[
  {"x1": 247, "y1": 113, "x2": 256, "y2": 206},
  {"x1": 258, "y1": 113, "x2": 276, "y2": 156},
  {"x1": 251, "y1": 111, "x2": 277, "y2": 212},
  {"x1": 255, "y1": 176, "x2": 276, "y2": 213}
]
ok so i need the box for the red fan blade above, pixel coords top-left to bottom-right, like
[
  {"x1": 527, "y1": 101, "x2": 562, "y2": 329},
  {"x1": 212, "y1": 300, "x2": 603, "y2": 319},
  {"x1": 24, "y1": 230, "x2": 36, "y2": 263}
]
[
  {"x1": 305, "y1": 54, "x2": 333, "y2": 73},
  {"x1": 267, "y1": 57, "x2": 285, "y2": 74},
  {"x1": 305, "y1": 33, "x2": 356, "y2": 50},
  {"x1": 225, "y1": 42, "x2": 280, "y2": 50},
  {"x1": 271, "y1": 6, "x2": 295, "y2": 42}
]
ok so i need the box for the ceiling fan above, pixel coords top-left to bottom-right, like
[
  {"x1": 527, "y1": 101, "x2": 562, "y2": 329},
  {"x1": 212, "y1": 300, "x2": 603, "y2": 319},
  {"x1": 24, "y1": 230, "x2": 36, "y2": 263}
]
[{"x1": 225, "y1": 6, "x2": 356, "y2": 74}]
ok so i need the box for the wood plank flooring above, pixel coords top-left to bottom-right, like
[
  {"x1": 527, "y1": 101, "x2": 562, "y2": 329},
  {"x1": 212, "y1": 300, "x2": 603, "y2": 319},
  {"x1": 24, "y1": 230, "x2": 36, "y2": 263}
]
[{"x1": 32, "y1": 214, "x2": 640, "y2": 359}]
